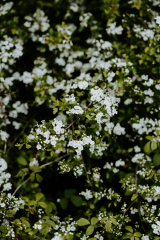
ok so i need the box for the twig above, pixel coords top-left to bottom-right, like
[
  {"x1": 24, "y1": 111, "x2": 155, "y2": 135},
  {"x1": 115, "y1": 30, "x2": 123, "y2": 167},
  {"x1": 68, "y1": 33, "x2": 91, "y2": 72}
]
[
  {"x1": 6, "y1": 119, "x2": 33, "y2": 155},
  {"x1": 81, "y1": 154, "x2": 93, "y2": 189},
  {"x1": 12, "y1": 153, "x2": 69, "y2": 196}
]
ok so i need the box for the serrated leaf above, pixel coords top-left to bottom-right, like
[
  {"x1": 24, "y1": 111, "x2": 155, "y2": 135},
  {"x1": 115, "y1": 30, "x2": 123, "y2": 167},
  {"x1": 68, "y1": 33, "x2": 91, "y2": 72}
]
[
  {"x1": 77, "y1": 218, "x2": 90, "y2": 226},
  {"x1": 86, "y1": 225, "x2": 94, "y2": 236},
  {"x1": 125, "y1": 226, "x2": 133, "y2": 233},
  {"x1": 35, "y1": 193, "x2": 44, "y2": 201},
  {"x1": 134, "y1": 232, "x2": 142, "y2": 237},
  {"x1": 91, "y1": 217, "x2": 98, "y2": 225},
  {"x1": 110, "y1": 217, "x2": 117, "y2": 226},
  {"x1": 151, "y1": 141, "x2": 157, "y2": 151},
  {"x1": 131, "y1": 194, "x2": 138, "y2": 201},
  {"x1": 105, "y1": 220, "x2": 111, "y2": 232}
]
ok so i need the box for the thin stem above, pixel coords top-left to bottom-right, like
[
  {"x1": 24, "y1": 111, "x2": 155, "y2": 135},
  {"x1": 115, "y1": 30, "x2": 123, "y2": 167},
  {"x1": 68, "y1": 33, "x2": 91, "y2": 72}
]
[
  {"x1": 12, "y1": 153, "x2": 69, "y2": 196},
  {"x1": 81, "y1": 154, "x2": 93, "y2": 189}
]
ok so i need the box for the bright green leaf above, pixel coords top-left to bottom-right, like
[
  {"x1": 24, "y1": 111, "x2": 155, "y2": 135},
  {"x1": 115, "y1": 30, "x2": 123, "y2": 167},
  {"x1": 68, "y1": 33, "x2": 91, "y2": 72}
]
[
  {"x1": 110, "y1": 217, "x2": 117, "y2": 226},
  {"x1": 86, "y1": 225, "x2": 94, "y2": 236},
  {"x1": 144, "y1": 142, "x2": 150, "y2": 154},
  {"x1": 151, "y1": 141, "x2": 157, "y2": 151},
  {"x1": 105, "y1": 220, "x2": 111, "y2": 232},
  {"x1": 77, "y1": 218, "x2": 90, "y2": 226},
  {"x1": 125, "y1": 226, "x2": 133, "y2": 233},
  {"x1": 91, "y1": 217, "x2": 98, "y2": 225},
  {"x1": 35, "y1": 193, "x2": 44, "y2": 201},
  {"x1": 131, "y1": 194, "x2": 138, "y2": 201},
  {"x1": 134, "y1": 232, "x2": 142, "y2": 237},
  {"x1": 38, "y1": 202, "x2": 47, "y2": 208}
]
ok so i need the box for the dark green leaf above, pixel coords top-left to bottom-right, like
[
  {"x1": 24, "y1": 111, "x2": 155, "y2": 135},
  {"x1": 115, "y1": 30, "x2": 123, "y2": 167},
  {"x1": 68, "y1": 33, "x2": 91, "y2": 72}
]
[
  {"x1": 60, "y1": 198, "x2": 68, "y2": 210},
  {"x1": 70, "y1": 195, "x2": 83, "y2": 207}
]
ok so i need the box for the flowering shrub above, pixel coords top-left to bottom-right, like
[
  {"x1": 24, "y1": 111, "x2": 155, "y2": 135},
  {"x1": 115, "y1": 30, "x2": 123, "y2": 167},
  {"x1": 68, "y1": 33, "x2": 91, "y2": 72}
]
[{"x1": 1, "y1": 0, "x2": 160, "y2": 239}]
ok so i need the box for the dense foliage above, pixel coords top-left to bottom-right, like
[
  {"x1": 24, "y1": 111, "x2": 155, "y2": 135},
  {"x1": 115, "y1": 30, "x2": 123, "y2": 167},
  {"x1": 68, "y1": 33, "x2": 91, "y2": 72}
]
[{"x1": 1, "y1": 0, "x2": 160, "y2": 239}]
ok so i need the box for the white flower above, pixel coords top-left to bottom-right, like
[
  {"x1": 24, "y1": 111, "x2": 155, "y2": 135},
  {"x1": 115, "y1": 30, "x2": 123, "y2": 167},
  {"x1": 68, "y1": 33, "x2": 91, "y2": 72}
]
[{"x1": 113, "y1": 123, "x2": 125, "y2": 135}]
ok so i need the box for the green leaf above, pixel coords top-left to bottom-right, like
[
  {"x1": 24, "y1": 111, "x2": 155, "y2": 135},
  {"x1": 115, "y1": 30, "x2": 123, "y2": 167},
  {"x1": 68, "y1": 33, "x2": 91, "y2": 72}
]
[
  {"x1": 50, "y1": 202, "x2": 56, "y2": 210},
  {"x1": 28, "y1": 200, "x2": 37, "y2": 206},
  {"x1": 153, "y1": 153, "x2": 160, "y2": 166},
  {"x1": 131, "y1": 194, "x2": 138, "y2": 201},
  {"x1": 31, "y1": 165, "x2": 41, "y2": 172},
  {"x1": 43, "y1": 220, "x2": 55, "y2": 228},
  {"x1": 45, "y1": 202, "x2": 56, "y2": 215},
  {"x1": 21, "y1": 219, "x2": 30, "y2": 228},
  {"x1": 30, "y1": 173, "x2": 35, "y2": 182},
  {"x1": 89, "y1": 238, "x2": 97, "y2": 240},
  {"x1": 134, "y1": 232, "x2": 142, "y2": 237},
  {"x1": 135, "y1": 238, "x2": 139, "y2": 240},
  {"x1": 26, "y1": 144, "x2": 32, "y2": 149},
  {"x1": 86, "y1": 225, "x2": 94, "y2": 236},
  {"x1": 36, "y1": 193, "x2": 44, "y2": 201},
  {"x1": 151, "y1": 141, "x2": 157, "y2": 151},
  {"x1": 77, "y1": 218, "x2": 90, "y2": 226},
  {"x1": 64, "y1": 189, "x2": 77, "y2": 198},
  {"x1": 45, "y1": 204, "x2": 52, "y2": 215},
  {"x1": 70, "y1": 195, "x2": 83, "y2": 207},
  {"x1": 125, "y1": 226, "x2": 133, "y2": 233},
  {"x1": 101, "y1": 217, "x2": 108, "y2": 223},
  {"x1": 60, "y1": 198, "x2": 68, "y2": 210},
  {"x1": 41, "y1": 225, "x2": 49, "y2": 235},
  {"x1": 110, "y1": 217, "x2": 117, "y2": 226},
  {"x1": 122, "y1": 233, "x2": 132, "y2": 239},
  {"x1": 38, "y1": 202, "x2": 47, "y2": 208},
  {"x1": 146, "y1": 136, "x2": 153, "y2": 140},
  {"x1": 130, "y1": 237, "x2": 134, "y2": 240},
  {"x1": 91, "y1": 217, "x2": 98, "y2": 225},
  {"x1": 105, "y1": 220, "x2": 111, "y2": 232},
  {"x1": 144, "y1": 142, "x2": 150, "y2": 154},
  {"x1": 53, "y1": 108, "x2": 58, "y2": 114},
  {"x1": 0, "y1": 226, "x2": 8, "y2": 233},
  {"x1": 36, "y1": 173, "x2": 43, "y2": 182},
  {"x1": 17, "y1": 156, "x2": 27, "y2": 165}
]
